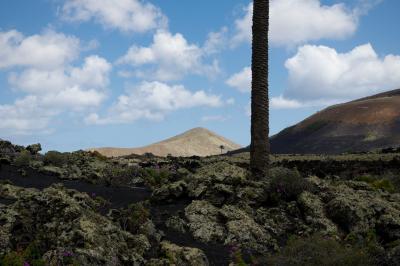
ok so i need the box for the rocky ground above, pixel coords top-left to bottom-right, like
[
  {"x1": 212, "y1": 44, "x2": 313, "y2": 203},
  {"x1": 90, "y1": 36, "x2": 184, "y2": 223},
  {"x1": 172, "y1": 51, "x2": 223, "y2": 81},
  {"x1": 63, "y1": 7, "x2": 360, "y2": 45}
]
[{"x1": 1, "y1": 140, "x2": 400, "y2": 265}]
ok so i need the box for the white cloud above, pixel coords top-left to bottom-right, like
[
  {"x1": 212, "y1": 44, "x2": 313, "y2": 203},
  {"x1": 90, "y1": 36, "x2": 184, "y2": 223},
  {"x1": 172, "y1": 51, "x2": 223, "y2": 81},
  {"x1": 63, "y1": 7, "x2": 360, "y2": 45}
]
[
  {"x1": 283, "y1": 43, "x2": 400, "y2": 103},
  {"x1": 9, "y1": 55, "x2": 111, "y2": 95},
  {"x1": 61, "y1": 0, "x2": 167, "y2": 33},
  {"x1": 232, "y1": 0, "x2": 366, "y2": 46},
  {"x1": 1, "y1": 54, "x2": 112, "y2": 134},
  {"x1": 226, "y1": 66, "x2": 251, "y2": 92},
  {"x1": 86, "y1": 81, "x2": 223, "y2": 125},
  {"x1": 117, "y1": 30, "x2": 221, "y2": 81},
  {"x1": 226, "y1": 98, "x2": 235, "y2": 105},
  {"x1": 40, "y1": 86, "x2": 107, "y2": 110},
  {"x1": 203, "y1": 27, "x2": 228, "y2": 55},
  {"x1": 270, "y1": 95, "x2": 304, "y2": 109},
  {"x1": 0, "y1": 30, "x2": 80, "y2": 69},
  {"x1": 0, "y1": 96, "x2": 56, "y2": 135},
  {"x1": 0, "y1": 29, "x2": 113, "y2": 135},
  {"x1": 8, "y1": 55, "x2": 111, "y2": 109},
  {"x1": 231, "y1": 3, "x2": 253, "y2": 46},
  {"x1": 226, "y1": 66, "x2": 305, "y2": 110},
  {"x1": 234, "y1": 43, "x2": 400, "y2": 111}
]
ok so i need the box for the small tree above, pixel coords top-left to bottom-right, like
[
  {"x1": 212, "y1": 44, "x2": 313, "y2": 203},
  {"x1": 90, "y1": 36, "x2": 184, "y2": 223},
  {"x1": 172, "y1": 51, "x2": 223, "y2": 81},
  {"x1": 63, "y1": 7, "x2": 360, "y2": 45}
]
[{"x1": 219, "y1": 145, "x2": 225, "y2": 154}]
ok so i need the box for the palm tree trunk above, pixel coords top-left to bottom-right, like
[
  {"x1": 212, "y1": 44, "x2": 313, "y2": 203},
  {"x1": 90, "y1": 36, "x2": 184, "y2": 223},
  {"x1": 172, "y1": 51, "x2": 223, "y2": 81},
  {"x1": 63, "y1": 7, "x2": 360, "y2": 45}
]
[{"x1": 250, "y1": 0, "x2": 269, "y2": 178}]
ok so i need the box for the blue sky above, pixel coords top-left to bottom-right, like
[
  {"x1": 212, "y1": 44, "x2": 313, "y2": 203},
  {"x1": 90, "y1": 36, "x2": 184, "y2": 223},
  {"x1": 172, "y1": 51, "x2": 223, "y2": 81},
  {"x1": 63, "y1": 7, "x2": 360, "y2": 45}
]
[{"x1": 0, "y1": 0, "x2": 399, "y2": 151}]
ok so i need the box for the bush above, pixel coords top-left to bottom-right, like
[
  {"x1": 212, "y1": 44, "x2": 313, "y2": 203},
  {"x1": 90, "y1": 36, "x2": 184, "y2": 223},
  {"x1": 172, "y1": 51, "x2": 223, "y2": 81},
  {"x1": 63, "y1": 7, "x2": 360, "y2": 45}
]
[
  {"x1": 26, "y1": 143, "x2": 42, "y2": 155},
  {"x1": 43, "y1": 151, "x2": 67, "y2": 167},
  {"x1": 268, "y1": 167, "x2": 311, "y2": 202},
  {"x1": 14, "y1": 150, "x2": 32, "y2": 167},
  {"x1": 268, "y1": 234, "x2": 374, "y2": 266},
  {"x1": 1, "y1": 251, "x2": 24, "y2": 266},
  {"x1": 229, "y1": 244, "x2": 247, "y2": 266},
  {"x1": 114, "y1": 202, "x2": 150, "y2": 234},
  {"x1": 344, "y1": 230, "x2": 386, "y2": 264},
  {"x1": 355, "y1": 175, "x2": 396, "y2": 193},
  {"x1": 90, "y1": 150, "x2": 108, "y2": 161},
  {"x1": 1, "y1": 242, "x2": 45, "y2": 266},
  {"x1": 141, "y1": 167, "x2": 171, "y2": 187},
  {"x1": 102, "y1": 165, "x2": 138, "y2": 185}
]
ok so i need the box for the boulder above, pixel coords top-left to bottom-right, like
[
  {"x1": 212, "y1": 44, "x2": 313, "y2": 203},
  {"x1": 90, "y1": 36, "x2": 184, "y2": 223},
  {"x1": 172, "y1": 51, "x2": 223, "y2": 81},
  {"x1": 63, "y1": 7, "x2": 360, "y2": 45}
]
[
  {"x1": 161, "y1": 241, "x2": 209, "y2": 266},
  {"x1": 0, "y1": 183, "x2": 147, "y2": 265},
  {"x1": 220, "y1": 205, "x2": 277, "y2": 253},
  {"x1": 152, "y1": 180, "x2": 187, "y2": 201},
  {"x1": 184, "y1": 200, "x2": 225, "y2": 243},
  {"x1": 165, "y1": 215, "x2": 187, "y2": 234},
  {"x1": 298, "y1": 191, "x2": 338, "y2": 235}
]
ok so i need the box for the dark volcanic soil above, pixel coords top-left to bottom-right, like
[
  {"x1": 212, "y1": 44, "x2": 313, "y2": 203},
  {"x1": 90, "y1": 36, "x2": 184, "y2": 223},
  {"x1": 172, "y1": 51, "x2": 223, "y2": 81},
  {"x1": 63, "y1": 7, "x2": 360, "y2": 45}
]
[
  {"x1": 0, "y1": 162, "x2": 231, "y2": 265},
  {"x1": 151, "y1": 201, "x2": 231, "y2": 266},
  {"x1": 0, "y1": 164, "x2": 151, "y2": 210}
]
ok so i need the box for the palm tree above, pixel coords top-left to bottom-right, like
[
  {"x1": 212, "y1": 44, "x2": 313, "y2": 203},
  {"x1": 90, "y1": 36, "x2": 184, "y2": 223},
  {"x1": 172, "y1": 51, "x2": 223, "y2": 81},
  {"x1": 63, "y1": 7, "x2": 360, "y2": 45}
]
[
  {"x1": 250, "y1": 0, "x2": 269, "y2": 178},
  {"x1": 219, "y1": 145, "x2": 225, "y2": 154}
]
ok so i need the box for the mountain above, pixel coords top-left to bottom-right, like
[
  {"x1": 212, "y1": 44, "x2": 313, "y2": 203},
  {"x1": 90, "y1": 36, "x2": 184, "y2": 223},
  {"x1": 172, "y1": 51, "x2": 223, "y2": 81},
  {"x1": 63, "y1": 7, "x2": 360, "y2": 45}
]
[
  {"x1": 89, "y1": 127, "x2": 241, "y2": 157},
  {"x1": 271, "y1": 89, "x2": 400, "y2": 154}
]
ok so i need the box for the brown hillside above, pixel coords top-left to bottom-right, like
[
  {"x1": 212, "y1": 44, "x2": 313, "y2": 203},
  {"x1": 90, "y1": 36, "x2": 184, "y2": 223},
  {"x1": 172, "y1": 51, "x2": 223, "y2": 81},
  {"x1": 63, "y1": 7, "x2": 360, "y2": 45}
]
[
  {"x1": 89, "y1": 127, "x2": 241, "y2": 157},
  {"x1": 270, "y1": 88, "x2": 400, "y2": 154}
]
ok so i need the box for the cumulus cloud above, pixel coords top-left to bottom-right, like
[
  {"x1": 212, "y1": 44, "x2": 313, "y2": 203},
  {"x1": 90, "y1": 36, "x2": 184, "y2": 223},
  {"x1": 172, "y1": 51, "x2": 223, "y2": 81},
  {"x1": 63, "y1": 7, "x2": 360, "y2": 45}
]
[
  {"x1": 8, "y1": 55, "x2": 111, "y2": 109},
  {"x1": 61, "y1": 0, "x2": 167, "y2": 33},
  {"x1": 0, "y1": 30, "x2": 80, "y2": 69},
  {"x1": 0, "y1": 96, "x2": 57, "y2": 135},
  {"x1": 86, "y1": 81, "x2": 223, "y2": 125},
  {"x1": 232, "y1": 0, "x2": 375, "y2": 46},
  {"x1": 1, "y1": 49, "x2": 112, "y2": 134},
  {"x1": 203, "y1": 27, "x2": 229, "y2": 55},
  {"x1": 9, "y1": 55, "x2": 111, "y2": 95},
  {"x1": 226, "y1": 66, "x2": 251, "y2": 92},
  {"x1": 283, "y1": 43, "x2": 400, "y2": 103},
  {"x1": 228, "y1": 43, "x2": 400, "y2": 110},
  {"x1": 117, "y1": 30, "x2": 221, "y2": 81},
  {"x1": 270, "y1": 95, "x2": 304, "y2": 109}
]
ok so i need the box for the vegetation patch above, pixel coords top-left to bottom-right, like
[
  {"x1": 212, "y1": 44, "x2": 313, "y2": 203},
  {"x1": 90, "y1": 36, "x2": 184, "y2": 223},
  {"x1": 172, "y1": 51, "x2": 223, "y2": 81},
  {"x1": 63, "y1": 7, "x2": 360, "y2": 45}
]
[
  {"x1": 43, "y1": 151, "x2": 67, "y2": 167},
  {"x1": 111, "y1": 202, "x2": 150, "y2": 234},
  {"x1": 1, "y1": 242, "x2": 46, "y2": 266},
  {"x1": 267, "y1": 234, "x2": 374, "y2": 266},
  {"x1": 14, "y1": 151, "x2": 32, "y2": 167},
  {"x1": 140, "y1": 167, "x2": 171, "y2": 187},
  {"x1": 268, "y1": 167, "x2": 312, "y2": 202},
  {"x1": 355, "y1": 174, "x2": 397, "y2": 193},
  {"x1": 303, "y1": 121, "x2": 329, "y2": 134}
]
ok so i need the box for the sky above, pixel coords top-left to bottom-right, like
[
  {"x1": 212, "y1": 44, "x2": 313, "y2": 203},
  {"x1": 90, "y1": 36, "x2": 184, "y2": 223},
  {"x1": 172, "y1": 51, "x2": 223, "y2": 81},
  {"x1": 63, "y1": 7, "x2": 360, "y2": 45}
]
[{"x1": 0, "y1": 0, "x2": 400, "y2": 152}]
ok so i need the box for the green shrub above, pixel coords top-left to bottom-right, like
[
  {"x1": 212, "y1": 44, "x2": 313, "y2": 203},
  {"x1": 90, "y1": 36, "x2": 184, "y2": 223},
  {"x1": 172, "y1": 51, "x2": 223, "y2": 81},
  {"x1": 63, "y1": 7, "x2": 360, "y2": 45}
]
[
  {"x1": 355, "y1": 175, "x2": 396, "y2": 193},
  {"x1": 141, "y1": 167, "x2": 170, "y2": 187},
  {"x1": 1, "y1": 242, "x2": 45, "y2": 266},
  {"x1": 268, "y1": 234, "x2": 374, "y2": 266},
  {"x1": 102, "y1": 165, "x2": 138, "y2": 182},
  {"x1": 14, "y1": 150, "x2": 32, "y2": 167},
  {"x1": 43, "y1": 151, "x2": 67, "y2": 167},
  {"x1": 229, "y1": 244, "x2": 247, "y2": 266},
  {"x1": 269, "y1": 167, "x2": 311, "y2": 201},
  {"x1": 372, "y1": 179, "x2": 395, "y2": 193},
  {"x1": 1, "y1": 251, "x2": 24, "y2": 266},
  {"x1": 344, "y1": 230, "x2": 385, "y2": 264},
  {"x1": 355, "y1": 175, "x2": 376, "y2": 183},
  {"x1": 115, "y1": 202, "x2": 150, "y2": 234},
  {"x1": 90, "y1": 150, "x2": 108, "y2": 161}
]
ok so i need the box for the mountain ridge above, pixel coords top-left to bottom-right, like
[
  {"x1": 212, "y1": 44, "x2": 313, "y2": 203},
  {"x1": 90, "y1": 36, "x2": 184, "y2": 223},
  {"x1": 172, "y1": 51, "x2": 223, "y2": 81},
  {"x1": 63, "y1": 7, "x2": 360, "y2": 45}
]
[
  {"x1": 89, "y1": 127, "x2": 241, "y2": 157},
  {"x1": 270, "y1": 88, "x2": 400, "y2": 154}
]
